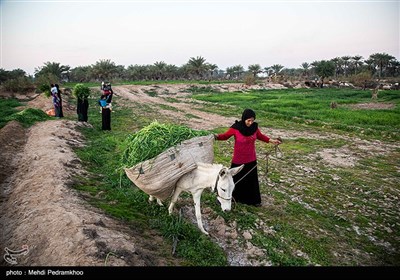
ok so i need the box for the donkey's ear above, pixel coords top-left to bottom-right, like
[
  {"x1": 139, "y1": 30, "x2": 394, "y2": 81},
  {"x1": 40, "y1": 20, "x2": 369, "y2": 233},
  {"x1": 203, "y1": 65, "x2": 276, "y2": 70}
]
[{"x1": 229, "y1": 164, "x2": 244, "y2": 176}]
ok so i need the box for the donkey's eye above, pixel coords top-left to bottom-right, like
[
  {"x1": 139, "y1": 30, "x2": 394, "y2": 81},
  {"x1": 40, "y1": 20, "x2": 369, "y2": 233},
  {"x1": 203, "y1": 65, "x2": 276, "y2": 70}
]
[{"x1": 220, "y1": 188, "x2": 226, "y2": 192}]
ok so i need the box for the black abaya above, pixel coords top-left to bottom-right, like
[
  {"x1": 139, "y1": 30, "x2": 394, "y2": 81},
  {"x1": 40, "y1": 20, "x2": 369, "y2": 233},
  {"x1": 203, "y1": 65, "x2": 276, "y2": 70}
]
[
  {"x1": 77, "y1": 98, "x2": 89, "y2": 122},
  {"x1": 102, "y1": 107, "x2": 111, "y2": 130},
  {"x1": 231, "y1": 160, "x2": 261, "y2": 206}
]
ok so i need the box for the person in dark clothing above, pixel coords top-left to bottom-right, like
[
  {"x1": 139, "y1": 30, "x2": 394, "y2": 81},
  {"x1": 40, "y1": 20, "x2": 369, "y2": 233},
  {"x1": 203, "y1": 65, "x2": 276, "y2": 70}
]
[
  {"x1": 77, "y1": 97, "x2": 89, "y2": 122},
  {"x1": 50, "y1": 84, "x2": 61, "y2": 118},
  {"x1": 55, "y1": 84, "x2": 64, "y2": 117},
  {"x1": 100, "y1": 82, "x2": 113, "y2": 130},
  {"x1": 214, "y1": 109, "x2": 281, "y2": 206},
  {"x1": 73, "y1": 83, "x2": 91, "y2": 122}
]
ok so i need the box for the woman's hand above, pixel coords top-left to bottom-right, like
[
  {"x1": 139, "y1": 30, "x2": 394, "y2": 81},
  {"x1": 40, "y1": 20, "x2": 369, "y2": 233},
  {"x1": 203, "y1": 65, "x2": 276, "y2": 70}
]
[{"x1": 270, "y1": 138, "x2": 282, "y2": 145}]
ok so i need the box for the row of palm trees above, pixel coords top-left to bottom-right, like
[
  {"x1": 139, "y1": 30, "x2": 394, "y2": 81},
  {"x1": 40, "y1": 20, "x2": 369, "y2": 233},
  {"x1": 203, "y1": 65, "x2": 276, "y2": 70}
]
[
  {"x1": 300, "y1": 53, "x2": 398, "y2": 79},
  {"x1": 0, "y1": 53, "x2": 398, "y2": 87}
]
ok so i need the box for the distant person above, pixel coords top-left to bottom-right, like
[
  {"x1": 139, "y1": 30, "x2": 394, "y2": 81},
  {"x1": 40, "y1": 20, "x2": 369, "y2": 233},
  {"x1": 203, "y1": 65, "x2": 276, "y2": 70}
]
[
  {"x1": 77, "y1": 96, "x2": 89, "y2": 122},
  {"x1": 99, "y1": 82, "x2": 113, "y2": 130},
  {"x1": 50, "y1": 84, "x2": 61, "y2": 118},
  {"x1": 55, "y1": 84, "x2": 64, "y2": 118},
  {"x1": 214, "y1": 108, "x2": 281, "y2": 206}
]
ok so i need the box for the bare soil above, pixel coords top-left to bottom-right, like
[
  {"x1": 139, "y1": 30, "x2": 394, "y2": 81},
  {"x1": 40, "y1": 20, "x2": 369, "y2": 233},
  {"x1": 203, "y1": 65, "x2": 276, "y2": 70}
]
[{"x1": 0, "y1": 84, "x2": 398, "y2": 267}]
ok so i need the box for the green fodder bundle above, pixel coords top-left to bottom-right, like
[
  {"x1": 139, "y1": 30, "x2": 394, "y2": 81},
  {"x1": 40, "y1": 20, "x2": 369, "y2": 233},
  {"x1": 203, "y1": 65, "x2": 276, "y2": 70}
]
[
  {"x1": 121, "y1": 121, "x2": 210, "y2": 167},
  {"x1": 7, "y1": 108, "x2": 49, "y2": 127}
]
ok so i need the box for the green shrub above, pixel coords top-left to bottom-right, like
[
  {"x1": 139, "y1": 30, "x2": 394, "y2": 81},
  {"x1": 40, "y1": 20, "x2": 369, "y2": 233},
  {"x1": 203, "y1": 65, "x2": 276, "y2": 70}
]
[
  {"x1": 38, "y1": 84, "x2": 51, "y2": 97},
  {"x1": 3, "y1": 77, "x2": 35, "y2": 93},
  {"x1": 244, "y1": 74, "x2": 256, "y2": 86},
  {"x1": 349, "y1": 71, "x2": 372, "y2": 87},
  {"x1": 34, "y1": 73, "x2": 59, "y2": 97}
]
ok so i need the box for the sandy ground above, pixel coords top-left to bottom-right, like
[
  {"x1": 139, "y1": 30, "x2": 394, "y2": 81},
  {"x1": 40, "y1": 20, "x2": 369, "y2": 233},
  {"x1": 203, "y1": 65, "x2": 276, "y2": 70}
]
[{"x1": 1, "y1": 84, "x2": 398, "y2": 267}]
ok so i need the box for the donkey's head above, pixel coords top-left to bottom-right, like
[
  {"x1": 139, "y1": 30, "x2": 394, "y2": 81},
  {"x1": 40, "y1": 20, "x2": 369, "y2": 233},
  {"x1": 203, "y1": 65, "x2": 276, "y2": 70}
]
[{"x1": 216, "y1": 164, "x2": 244, "y2": 211}]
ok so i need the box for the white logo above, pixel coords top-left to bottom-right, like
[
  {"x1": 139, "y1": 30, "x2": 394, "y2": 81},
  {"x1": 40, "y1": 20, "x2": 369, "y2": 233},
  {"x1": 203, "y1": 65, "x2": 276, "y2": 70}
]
[{"x1": 4, "y1": 245, "x2": 29, "y2": 265}]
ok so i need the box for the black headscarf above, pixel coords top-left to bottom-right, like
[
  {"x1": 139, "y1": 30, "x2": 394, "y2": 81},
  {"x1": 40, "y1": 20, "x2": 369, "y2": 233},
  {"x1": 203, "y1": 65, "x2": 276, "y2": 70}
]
[{"x1": 231, "y1": 108, "x2": 258, "y2": 136}]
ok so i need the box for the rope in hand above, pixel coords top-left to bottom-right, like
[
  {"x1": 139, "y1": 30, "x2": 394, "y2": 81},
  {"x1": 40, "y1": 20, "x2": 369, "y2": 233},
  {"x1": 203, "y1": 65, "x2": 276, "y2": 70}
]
[
  {"x1": 265, "y1": 137, "x2": 283, "y2": 175},
  {"x1": 273, "y1": 136, "x2": 284, "y2": 159},
  {"x1": 236, "y1": 137, "x2": 283, "y2": 185}
]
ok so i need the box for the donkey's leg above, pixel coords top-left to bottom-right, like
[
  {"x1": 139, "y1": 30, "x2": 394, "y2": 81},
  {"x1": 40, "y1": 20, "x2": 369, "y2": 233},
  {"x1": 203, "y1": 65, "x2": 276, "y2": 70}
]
[
  {"x1": 192, "y1": 190, "x2": 208, "y2": 235},
  {"x1": 149, "y1": 195, "x2": 164, "y2": 206},
  {"x1": 156, "y1": 198, "x2": 163, "y2": 206},
  {"x1": 168, "y1": 187, "x2": 183, "y2": 215}
]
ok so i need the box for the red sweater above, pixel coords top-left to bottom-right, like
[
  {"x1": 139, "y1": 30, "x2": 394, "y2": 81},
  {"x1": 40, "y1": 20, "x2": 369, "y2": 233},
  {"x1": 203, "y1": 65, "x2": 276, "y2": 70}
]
[{"x1": 216, "y1": 127, "x2": 270, "y2": 164}]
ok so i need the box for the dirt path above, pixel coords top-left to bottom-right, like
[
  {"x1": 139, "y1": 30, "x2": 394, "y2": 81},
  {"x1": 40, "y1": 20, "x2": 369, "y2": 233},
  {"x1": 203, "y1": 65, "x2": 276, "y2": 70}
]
[{"x1": 115, "y1": 84, "x2": 237, "y2": 130}]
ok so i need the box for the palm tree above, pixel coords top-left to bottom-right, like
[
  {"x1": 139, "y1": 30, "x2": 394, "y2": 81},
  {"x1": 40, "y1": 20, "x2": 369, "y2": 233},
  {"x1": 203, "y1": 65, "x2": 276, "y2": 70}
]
[
  {"x1": 248, "y1": 64, "x2": 262, "y2": 78},
  {"x1": 232, "y1": 65, "x2": 244, "y2": 80},
  {"x1": 369, "y1": 53, "x2": 395, "y2": 78},
  {"x1": 364, "y1": 58, "x2": 375, "y2": 76},
  {"x1": 330, "y1": 57, "x2": 343, "y2": 79},
  {"x1": 70, "y1": 66, "x2": 92, "y2": 82},
  {"x1": 165, "y1": 64, "x2": 179, "y2": 80},
  {"x1": 225, "y1": 67, "x2": 235, "y2": 80},
  {"x1": 300, "y1": 62, "x2": 310, "y2": 78},
  {"x1": 91, "y1": 59, "x2": 118, "y2": 81},
  {"x1": 341, "y1": 56, "x2": 351, "y2": 77},
  {"x1": 187, "y1": 56, "x2": 209, "y2": 79},
  {"x1": 208, "y1": 64, "x2": 219, "y2": 80},
  {"x1": 153, "y1": 61, "x2": 167, "y2": 80},
  {"x1": 263, "y1": 66, "x2": 273, "y2": 80},
  {"x1": 352, "y1": 55, "x2": 364, "y2": 75},
  {"x1": 270, "y1": 64, "x2": 284, "y2": 81},
  {"x1": 386, "y1": 59, "x2": 400, "y2": 77},
  {"x1": 271, "y1": 64, "x2": 284, "y2": 73},
  {"x1": 314, "y1": 60, "x2": 335, "y2": 87},
  {"x1": 34, "y1": 62, "x2": 70, "y2": 81}
]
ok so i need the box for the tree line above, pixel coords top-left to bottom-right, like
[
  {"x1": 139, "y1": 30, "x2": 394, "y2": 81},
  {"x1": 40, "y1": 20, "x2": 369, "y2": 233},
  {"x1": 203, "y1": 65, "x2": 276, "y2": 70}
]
[{"x1": 0, "y1": 52, "x2": 398, "y2": 92}]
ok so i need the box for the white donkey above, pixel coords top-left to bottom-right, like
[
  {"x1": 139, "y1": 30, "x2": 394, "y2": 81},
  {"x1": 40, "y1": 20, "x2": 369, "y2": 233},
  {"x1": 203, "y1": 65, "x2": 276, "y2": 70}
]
[{"x1": 167, "y1": 162, "x2": 244, "y2": 235}]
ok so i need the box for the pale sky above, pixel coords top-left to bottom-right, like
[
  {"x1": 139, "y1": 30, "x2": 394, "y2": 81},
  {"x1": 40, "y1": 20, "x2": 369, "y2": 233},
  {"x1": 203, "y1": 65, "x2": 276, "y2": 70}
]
[{"x1": 1, "y1": 0, "x2": 399, "y2": 75}]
